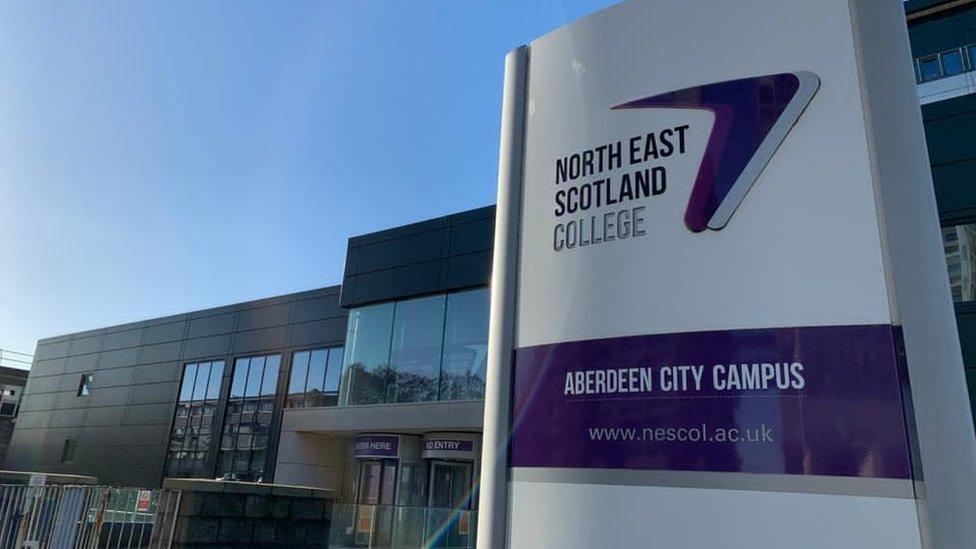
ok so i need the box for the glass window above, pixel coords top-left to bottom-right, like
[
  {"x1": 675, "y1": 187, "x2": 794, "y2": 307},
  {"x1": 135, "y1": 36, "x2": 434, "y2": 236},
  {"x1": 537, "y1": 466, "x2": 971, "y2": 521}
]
[
  {"x1": 439, "y1": 288, "x2": 490, "y2": 400},
  {"x1": 179, "y1": 364, "x2": 197, "y2": 402},
  {"x1": 324, "y1": 347, "x2": 344, "y2": 394},
  {"x1": 192, "y1": 363, "x2": 211, "y2": 401},
  {"x1": 165, "y1": 361, "x2": 225, "y2": 479},
  {"x1": 215, "y1": 354, "x2": 281, "y2": 482},
  {"x1": 942, "y1": 49, "x2": 965, "y2": 76},
  {"x1": 389, "y1": 295, "x2": 446, "y2": 403},
  {"x1": 340, "y1": 303, "x2": 395, "y2": 405},
  {"x1": 287, "y1": 351, "x2": 310, "y2": 408},
  {"x1": 77, "y1": 373, "x2": 93, "y2": 397},
  {"x1": 286, "y1": 347, "x2": 344, "y2": 408},
  {"x1": 919, "y1": 56, "x2": 942, "y2": 82},
  {"x1": 230, "y1": 361, "x2": 248, "y2": 398},
  {"x1": 262, "y1": 355, "x2": 280, "y2": 396},
  {"x1": 339, "y1": 289, "x2": 489, "y2": 406},
  {"x1": 245, "y1": 357, "x2": 264, "y2": 397},
  {"x1": 969, "y1": 45, "x2": 976, "y2": 71},
  {"x1": 305, "y1": 349, "x2": 327, "y2": 405},
  {"x1": 942, "y1": 224, "x2": 976, "y2": 303},
  {"x1": 206, "y1": 362, "x2": 224, "y2": 400}
]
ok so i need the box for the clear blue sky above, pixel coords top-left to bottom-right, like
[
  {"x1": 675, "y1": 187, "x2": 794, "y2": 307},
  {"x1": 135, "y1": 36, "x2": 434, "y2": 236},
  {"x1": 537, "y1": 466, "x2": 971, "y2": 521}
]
[{"x1": 0, "y1": 0, "x2": 619, "y2": 362}]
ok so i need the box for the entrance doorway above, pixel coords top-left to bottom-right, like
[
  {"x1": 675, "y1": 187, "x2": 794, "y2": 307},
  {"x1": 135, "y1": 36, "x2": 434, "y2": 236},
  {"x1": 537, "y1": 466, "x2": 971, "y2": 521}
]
[
  {"x1": 426, "y1": 460, "x2": 475, "y2": 548},
  {"x1": 428, "y1": 461, "x2": 472, "y2": 509}
]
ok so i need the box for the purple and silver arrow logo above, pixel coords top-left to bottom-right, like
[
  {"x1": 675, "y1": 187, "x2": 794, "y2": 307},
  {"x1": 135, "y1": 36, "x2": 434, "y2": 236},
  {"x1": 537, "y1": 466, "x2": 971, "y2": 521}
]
[{"x1": 613, "y1": 72, "x2": 820, "y2": 232}]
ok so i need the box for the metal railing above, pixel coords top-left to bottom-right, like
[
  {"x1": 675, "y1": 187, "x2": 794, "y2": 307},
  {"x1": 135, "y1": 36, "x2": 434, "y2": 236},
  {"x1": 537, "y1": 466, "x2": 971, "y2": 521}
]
[
  {"x1": 329, "y1": 502, "x2": 476, "y2": 549},
  {"x1": 0, "y1": 484, "x2": 181, "y2": 548},
  {"x1": 0, "y1": 349, "x2": 32, "y2": 370}
]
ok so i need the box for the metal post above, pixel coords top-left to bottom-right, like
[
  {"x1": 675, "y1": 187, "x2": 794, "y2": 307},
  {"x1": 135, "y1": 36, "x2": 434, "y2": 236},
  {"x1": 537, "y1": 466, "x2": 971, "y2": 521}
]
[{"x1": 476, "y1": 45, "x2": 529, "y2": 549}]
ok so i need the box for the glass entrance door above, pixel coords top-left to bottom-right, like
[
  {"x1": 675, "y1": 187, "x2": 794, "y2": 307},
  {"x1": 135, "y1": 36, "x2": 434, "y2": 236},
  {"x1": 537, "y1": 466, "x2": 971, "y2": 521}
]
[
  {"x1": 427, "y1": 461, "x2": 474, "y2": 548},
  {"x1": 428, "y1": 461, "x2": 472, "y2": 509},
  {"x1": 355, "y1": 459, "x2": 398, "y2": 546}
]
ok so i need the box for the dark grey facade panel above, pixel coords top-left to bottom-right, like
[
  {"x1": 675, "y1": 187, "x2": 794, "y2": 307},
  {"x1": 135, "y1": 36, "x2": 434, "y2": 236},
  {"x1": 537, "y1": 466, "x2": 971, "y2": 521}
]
[
  {"x1": 182, "y1": 335, "x2": 232, "y2": 360},
  {"x1": 237, "y1": 303, "x2": 292, "y2": 331},
  {"x1": 187, "y1": 312, "x2": 236, "y2": 339},
  {"x1": 8, "y1": 285, "x2": 346, "y2": 487},
  {"x1": 133, "y1": 362, "x2": 182, "y2": 385},
  {"x1": 922, "y1": 94, "x2": 976, "y2": 223},
  {"x1": 289, "y1": 318, "x2": 347, "y2": 348},
  {"x1": 231, "y1": 326, "x2": 288, "y2": 354},
  {"x1": 908, "y1": 2, "x2": 976, "y2": 57},
  {"x1": 340, "y1": 205, "x2": 495, "y2": 308},
  {"x1": 98, "y1": 347, "x2": 141, "y2": 369},
  {"x1": 103, "y1": 327, "x2": 143, "y2": 350},
  {"x1": 68, "y1": 334, "x2": 102, "y2": 356},
  {"x1": 142, "y1": 320, "x2": 187, "y2": 345},
  {"x1": 34, "y1": 341, "x2": 70, "y2": 361}
]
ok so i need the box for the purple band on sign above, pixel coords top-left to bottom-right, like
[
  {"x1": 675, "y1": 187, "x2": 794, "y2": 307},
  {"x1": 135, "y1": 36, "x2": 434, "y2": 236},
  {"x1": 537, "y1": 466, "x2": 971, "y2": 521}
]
[
  {"x1": 511, "y1": 324, "x2": 913, "y2": 479},
  {"x1": 424, "y1": 439, "x2": 475, "y2": 453},
  {"x1": 355, "y1": 435, "x2": 400, "y2": 458}
]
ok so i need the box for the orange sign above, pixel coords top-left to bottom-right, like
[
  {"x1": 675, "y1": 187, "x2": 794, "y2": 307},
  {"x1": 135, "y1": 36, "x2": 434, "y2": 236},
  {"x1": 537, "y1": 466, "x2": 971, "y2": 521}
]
[
  {"x1": 136, "y1": 490, "x2": 152, "y2": 512},
  {"x1": 357, "y1": 506, "x2": 375, "y2": 534}
]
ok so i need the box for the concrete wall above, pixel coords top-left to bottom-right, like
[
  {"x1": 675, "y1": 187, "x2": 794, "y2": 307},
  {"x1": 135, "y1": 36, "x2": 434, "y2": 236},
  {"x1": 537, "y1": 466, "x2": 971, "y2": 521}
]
[
  {"x1": 273, "y1": 431, "x2": 348, "y2": 493},
  {"x1": 159, "y1": 479, "x2": 334, "y2": 548}
]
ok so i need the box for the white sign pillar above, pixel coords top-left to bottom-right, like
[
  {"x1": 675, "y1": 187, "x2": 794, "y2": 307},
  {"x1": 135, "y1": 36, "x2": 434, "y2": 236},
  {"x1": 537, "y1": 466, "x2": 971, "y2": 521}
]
[{"x1": 478, "y1": 1, "x2": 976, "y2": 548}]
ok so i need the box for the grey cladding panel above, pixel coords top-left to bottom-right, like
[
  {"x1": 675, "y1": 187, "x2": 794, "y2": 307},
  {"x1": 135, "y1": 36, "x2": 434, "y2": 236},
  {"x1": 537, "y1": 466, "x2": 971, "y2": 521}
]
[
  {"x1": 26, "y1": 376, "x2": 61, "y2": 395},
  {"x1": 140, "y1": 341, "x2": 182, "y2": 364},
  {"x1": 187, "y1": 313, "x2": 236, "y2": 338},
  {"x1": 86, "y1": 407, "x2": 126, "y2": 427},
  {"x1": 35, "y1": 341, "x2": 71, "y2": 361},
  {"x1": 134, "y1": 363, "x2": 182, "y2": 385},
  {"x1": 103, "y1": 327, "x2": 144, "y2": 350},
  {"x1": 446, "y1": 251, "x2": 492, "y2": 290},
  {"x1": 449, "y1": 217, "x2": 494, "y2": 255},
  {"x1": 19, "y1": 393, "x2": 56, "y2": 412},
  {"x1": 183, "y1": 335, "x2": 231, "y2": 360},
  {"x1": 347, "y1": 261, "x2": 444, "y2": 306},
  {"x1": 69, "y1": 335, "x2": 103, "y2": 355},
  {"x1": 30, "y1": 358, "x2": 66, "y2": 377},
  {"x1": 124, "y1": 402, "x2": 174, "y2": 426},
  {"x1": 120, "y1": 424, "x2": 169, "y2": 446},
  {"x1": 289, "y1": 318, "x2": 348, "y2": 348},
  {"x1": 355, "y1": 230, "x2": 445, "y2": 273},
  {"x1": 50, "y1": 411, "x2": 86, "y2": 428},
  {"x1": 99, "y1": 347, "x2": 141, "y2": 369},
  {"x1": 143, "y1": 320, "x2": 186, "y2": 345},
  {"x1": 78, "y1": 425, "x2": 121, "y2": 446},
  {"x1": 294, "y1": 294, "x2": 343, "y2": 323},
  {"x1": 341, "y1": 205, "x2": 496, "y2": 307},
  {"x1": 130, "y1": 382, "x2": 177, "y2": 405},
  {"x1": 94, "y1": 367, "x2": 134, "y2": 388},
  {"x1": 237, "y1": 303, "x2": 291, "y2": 331},
  {"x1": 65, "y1": 354, "x2": 98, "y2": 374},
  {"x1": 14, "y1": 411, "x2": 51, "y2": 430},
  {"x1": 89, "y1": 386, "x2": 131, "y2": 407},
  {"x1": 232, "y1": 326, "x2": 287, "y2": 354}
]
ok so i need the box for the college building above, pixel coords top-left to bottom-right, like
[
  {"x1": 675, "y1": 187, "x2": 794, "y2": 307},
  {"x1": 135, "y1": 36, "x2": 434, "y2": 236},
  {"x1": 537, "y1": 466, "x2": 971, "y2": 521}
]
[{"x1": 5, "y1": 0, "x2": 976, "y2": 545}]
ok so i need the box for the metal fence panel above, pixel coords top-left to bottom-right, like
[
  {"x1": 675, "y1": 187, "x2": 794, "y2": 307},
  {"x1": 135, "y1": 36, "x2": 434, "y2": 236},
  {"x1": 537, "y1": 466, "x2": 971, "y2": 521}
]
[{"x1": 0, "y1": 484, "x2": 180, "y2": 549}]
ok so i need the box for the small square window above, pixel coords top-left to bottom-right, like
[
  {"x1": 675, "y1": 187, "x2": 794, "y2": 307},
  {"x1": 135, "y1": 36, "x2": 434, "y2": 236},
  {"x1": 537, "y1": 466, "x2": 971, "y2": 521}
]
[
  {"x1": 919, "y1": 56, "x2": 942, "y2": 82},
  {"x1": 61, "y1": 439, "x2": 77, "y2": 464},
  {"x1": 0, "y1": 402, "x2": 16, "y2": 417},
  {"x1": 942, "y1": 50, "x2": 965, "y2": 76},
  {"x1": 77, "y1": 373, "x2": 93, "y2": 397}
]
